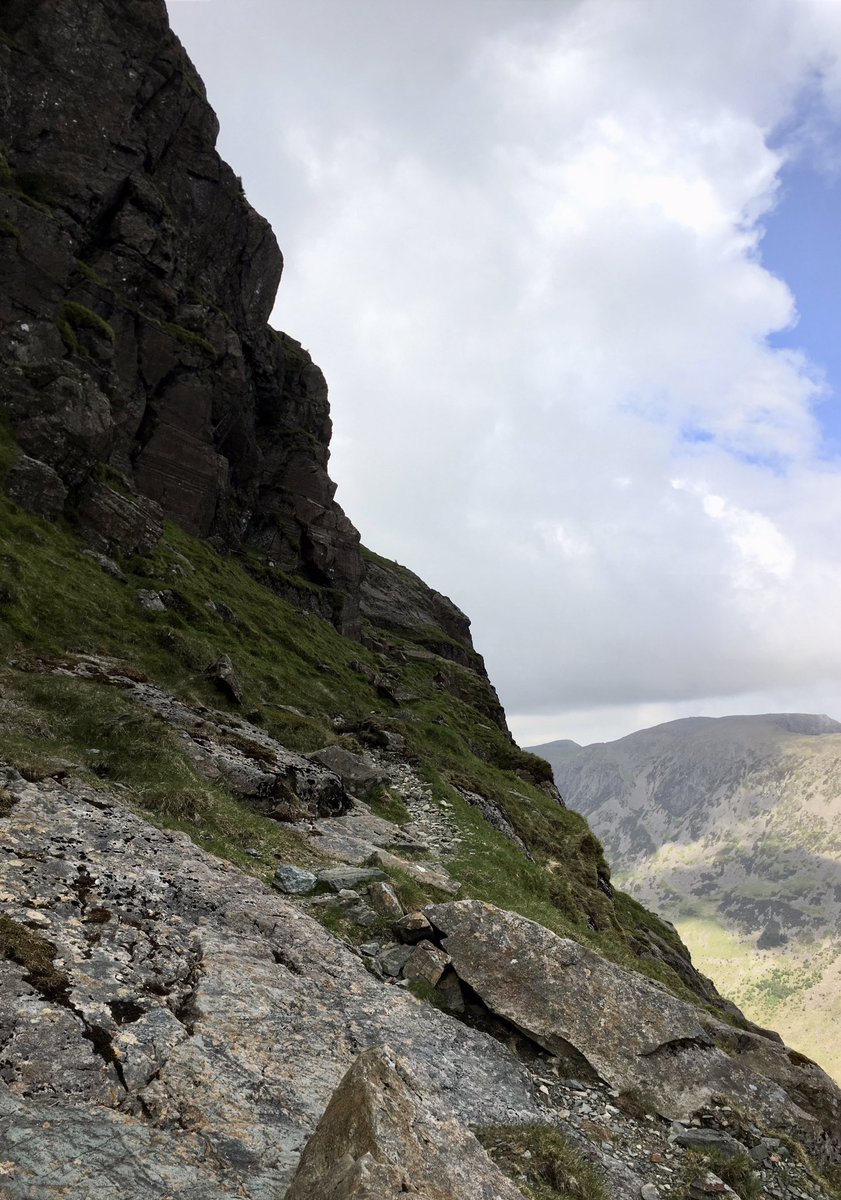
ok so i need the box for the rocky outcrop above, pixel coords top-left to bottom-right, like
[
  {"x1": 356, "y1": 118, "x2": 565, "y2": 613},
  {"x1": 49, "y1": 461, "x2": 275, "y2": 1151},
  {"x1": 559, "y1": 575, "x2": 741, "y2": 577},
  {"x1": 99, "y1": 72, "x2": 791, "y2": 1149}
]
[
  {"x1": 285, "y1": 1046, "x2": 526, "y2": 1200},
  {"x1": 424, "y1": 900, "x2": 841, "y2": 1166},
  {"x1": 0, "y1": 770, "x2": 543, "y2": 1198},
  {"x1": 0, "y1": 0, "x2": 361, "y2": 631}
]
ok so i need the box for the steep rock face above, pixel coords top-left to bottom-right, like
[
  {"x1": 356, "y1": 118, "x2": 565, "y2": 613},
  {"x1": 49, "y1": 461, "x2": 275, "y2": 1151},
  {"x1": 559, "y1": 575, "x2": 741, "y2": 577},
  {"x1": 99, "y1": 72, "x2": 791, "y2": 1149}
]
[{"x1": 0, "y1": 0, "x2": 361, "y2": 630}]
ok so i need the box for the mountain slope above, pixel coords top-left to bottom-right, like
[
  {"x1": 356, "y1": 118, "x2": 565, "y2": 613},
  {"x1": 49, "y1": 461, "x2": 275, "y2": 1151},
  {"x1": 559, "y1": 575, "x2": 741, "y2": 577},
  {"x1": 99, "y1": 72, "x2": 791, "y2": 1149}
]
[
  {"x1": 531, "y1": 715, "x2": 841, "y2": 1080},
  {"x1": 2, "y1": 3, "x2": 841, "y2": 1197}
]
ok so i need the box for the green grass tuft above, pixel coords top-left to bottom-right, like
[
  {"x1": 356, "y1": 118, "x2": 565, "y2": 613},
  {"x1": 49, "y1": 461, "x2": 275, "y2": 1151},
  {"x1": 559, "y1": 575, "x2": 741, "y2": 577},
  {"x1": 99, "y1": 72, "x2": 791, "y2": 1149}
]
[{"x1": 476, "y1": 1125, "x2": 608, "y2": 1200}]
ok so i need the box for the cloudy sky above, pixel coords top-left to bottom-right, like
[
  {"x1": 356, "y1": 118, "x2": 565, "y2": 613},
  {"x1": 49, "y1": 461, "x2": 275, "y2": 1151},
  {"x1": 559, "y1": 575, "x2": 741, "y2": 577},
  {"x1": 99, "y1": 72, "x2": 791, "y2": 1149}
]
[{"x1": 167, "y1": 0, "x2": 841, "y2": 747}]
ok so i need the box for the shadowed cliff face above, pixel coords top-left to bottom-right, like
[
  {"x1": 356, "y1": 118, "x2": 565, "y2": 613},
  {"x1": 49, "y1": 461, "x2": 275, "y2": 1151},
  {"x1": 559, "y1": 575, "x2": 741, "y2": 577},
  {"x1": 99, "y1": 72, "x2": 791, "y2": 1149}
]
[{"x1": 0, "y1": 0, "x2": 363, "y2": 631}]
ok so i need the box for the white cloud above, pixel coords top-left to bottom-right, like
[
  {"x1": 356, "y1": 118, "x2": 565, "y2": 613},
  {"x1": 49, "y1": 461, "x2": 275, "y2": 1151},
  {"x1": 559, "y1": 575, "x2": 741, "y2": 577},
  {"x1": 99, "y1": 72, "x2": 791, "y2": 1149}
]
[{"x1": 167, "y1": 0, "x2": 841, "y2": 742}]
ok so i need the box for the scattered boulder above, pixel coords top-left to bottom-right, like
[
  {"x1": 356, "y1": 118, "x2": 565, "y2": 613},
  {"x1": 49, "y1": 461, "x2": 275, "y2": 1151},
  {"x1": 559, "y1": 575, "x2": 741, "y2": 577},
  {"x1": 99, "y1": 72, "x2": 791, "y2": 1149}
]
[
  {"x1": 285, "y1": 1046, "x2": 526, "y2": 1200},
  {"x1": 205, "y1": 654, "x2": 243, "y2": 705},
  {"x1": 308, "y1": 745, "x2": 386, "y2": 797},
  {"x1": 274, "y1": 865, "x2": 318, "y2": 895},
  {"x1": 5, "y1": 453, "x2": 67, "y2": 520},
  {"x1": 80, "y1": 549, "x2": 127, "y2": 582},
  {"x1": 393, "y1": 911, "x2": 433, "y2": 944},
  {"x1": 318, "y1": 866, "x2": 388, "y2": 892},
  {"x1": 136, "y1": 589, "x2": 166, "y2": 613},
  {"x1": 671, "y1": 1128, "x2": 746, "y2": 1158},
  {"x1": 367, "y1": 881, "x2": 404, "y2": 919},
  {"x1": 403, "y1": 942, "x2": 449, "y2": 987}
]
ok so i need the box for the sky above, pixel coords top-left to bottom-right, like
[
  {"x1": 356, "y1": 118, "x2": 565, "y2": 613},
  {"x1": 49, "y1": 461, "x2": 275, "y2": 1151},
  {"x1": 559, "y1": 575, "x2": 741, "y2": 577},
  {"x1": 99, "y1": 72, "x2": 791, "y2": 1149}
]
[{"x1": 166, "y1": 0, "x2": 841, "y2": 748}]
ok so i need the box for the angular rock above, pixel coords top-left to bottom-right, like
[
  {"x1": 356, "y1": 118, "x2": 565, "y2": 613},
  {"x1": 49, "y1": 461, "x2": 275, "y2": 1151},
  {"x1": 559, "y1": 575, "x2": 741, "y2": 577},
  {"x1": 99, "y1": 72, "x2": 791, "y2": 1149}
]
[
  {"x1": 317, "y1": 866, "x2": 388, "y2": 892},
  {"x1": 403, "y1": 942, "x2": 450, "y2": 987},
  {"x1": 274, "y1": 865, "x2": 318, "y2": 895},
  {"x1": 308, "y1": 746, "x2": 386, "y2": 797},
  {"x1": 5, "y1": 453, "x2": 67, "y2": 519},
  {"x1": 286, "y1": 1046, "x2": 526, "y2": 1200},
  {"x1": 424, "y1": 900, "x2": 833, "y2": 1158},
  {"x1": 367, "y1": 881, "x2": 404, "y2": 919},
  {"x1": 378, "y1": 944, "x2": 415, "y2": 978},
  {"x1": 393, "y1": 911, "x2": 434, "y2": 944},
  {"x1": 205, "y1": 654, "x2": 244, "y2": 705},
  {"x1": 688, "y1": 1172, "x2": 740, "y2": 1200}
]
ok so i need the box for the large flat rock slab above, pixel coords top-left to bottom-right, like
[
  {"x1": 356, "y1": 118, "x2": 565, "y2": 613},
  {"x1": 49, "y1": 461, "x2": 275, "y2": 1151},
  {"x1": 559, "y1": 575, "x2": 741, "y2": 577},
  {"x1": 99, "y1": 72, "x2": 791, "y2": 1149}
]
[{"x1": 424, "y1": 900, "x2": 836, "y2": 1161}]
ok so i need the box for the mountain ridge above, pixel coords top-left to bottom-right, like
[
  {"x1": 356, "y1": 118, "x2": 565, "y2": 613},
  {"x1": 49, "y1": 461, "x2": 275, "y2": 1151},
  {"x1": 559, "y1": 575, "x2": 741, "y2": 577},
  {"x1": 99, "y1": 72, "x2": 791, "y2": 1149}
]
[{"x1": 531, "y1": 713, "x2": 841, "y2": 1082}]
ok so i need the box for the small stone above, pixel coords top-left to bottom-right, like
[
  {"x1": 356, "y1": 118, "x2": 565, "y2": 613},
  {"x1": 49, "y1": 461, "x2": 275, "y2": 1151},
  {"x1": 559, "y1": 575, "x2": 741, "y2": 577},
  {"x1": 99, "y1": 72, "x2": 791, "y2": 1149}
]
[
  {"x1": 378, "y1": 943, "x2": 414, "y2": 977},
  {"x1": 640, "y1": 1185, "x2": 659, "y2": 1200},
  {"x1": 393, "y1": 911, "x2": 433, "y2": 944},
  {"x1": 81, "y1": 549, "x2": 127, "y2": 582},
  {"x1": 273, "y1": 865, "x2": 318, "y2": 895},
  {"x1": 650, "y1": 1153, "x2": 665, "y2": 1164},
  {"x1": 358, "y1": 942, "x2": 381, "y2": 958}
]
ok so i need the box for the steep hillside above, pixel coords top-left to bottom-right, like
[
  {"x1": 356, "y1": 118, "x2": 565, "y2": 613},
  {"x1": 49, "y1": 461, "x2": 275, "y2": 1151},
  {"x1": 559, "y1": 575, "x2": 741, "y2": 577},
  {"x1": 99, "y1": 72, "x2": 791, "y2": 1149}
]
[
  {"x1": 2, "y1": 3, "x2": 841, "y2": 1198},
  {"x1": 531, "y1": 715, "x2": 841, "y2": 1080}
]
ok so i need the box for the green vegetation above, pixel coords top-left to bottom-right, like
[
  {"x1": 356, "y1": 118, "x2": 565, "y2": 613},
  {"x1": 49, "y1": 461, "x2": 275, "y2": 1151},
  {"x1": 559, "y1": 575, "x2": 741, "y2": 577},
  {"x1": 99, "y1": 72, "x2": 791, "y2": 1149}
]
[
  {"x1": 477, "y1": 1125, "x2": 608, "y2": 1200},
  {"x1": 58, "y1": 300, "x2": 115, "y2": 353},
  {"x1": 154, "y1": 318, "x2": 215, "y2": 356},
  {"x1": 0, "y1": 913, "x2": 69, "y2": 1001},
  {"x1": 0, "y1": 419, "x2": 714, "y2": 1003},
  {"x1": 677, "y1": 1150, "x2": 760, "y2": 1200}
]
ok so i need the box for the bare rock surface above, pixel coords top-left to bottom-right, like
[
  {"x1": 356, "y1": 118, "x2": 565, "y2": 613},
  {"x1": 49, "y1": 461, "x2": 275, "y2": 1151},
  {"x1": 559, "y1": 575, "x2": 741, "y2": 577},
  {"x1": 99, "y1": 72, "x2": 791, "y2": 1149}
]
[
  {"x1": 0, "y1": 771, "x2": 542, "y2": 1199},
  {"x1": 285, "y1": 1046, "x2": 527, "y2": 1200},
  {"x1": 424, "y1": 900, "x2": 841, "y2": 1163}
]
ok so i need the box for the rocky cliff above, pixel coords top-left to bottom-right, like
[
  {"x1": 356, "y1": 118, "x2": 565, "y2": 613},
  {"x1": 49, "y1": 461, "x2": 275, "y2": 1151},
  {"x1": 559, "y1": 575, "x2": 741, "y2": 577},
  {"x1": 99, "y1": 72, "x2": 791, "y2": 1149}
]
[
  {"x1": 530, "y1": 715, "x2": 841, "y2": 1082},
  {"x1": 1, "y1": 4, "x2": 841, "y2": 1199}
]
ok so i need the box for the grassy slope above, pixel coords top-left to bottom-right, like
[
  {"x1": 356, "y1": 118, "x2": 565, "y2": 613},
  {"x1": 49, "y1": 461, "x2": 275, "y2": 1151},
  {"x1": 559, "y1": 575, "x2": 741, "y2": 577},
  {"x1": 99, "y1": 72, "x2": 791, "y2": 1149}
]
[{"x1": 0, "y1": 424, "x2": 714, "y2": 1011}]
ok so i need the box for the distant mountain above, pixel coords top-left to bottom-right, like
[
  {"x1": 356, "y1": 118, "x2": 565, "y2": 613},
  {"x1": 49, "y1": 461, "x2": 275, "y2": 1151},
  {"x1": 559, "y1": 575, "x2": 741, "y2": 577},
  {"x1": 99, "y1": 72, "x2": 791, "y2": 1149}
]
[{"x1": 530, "y1": 714, "x2": 841, "y2": 1081}]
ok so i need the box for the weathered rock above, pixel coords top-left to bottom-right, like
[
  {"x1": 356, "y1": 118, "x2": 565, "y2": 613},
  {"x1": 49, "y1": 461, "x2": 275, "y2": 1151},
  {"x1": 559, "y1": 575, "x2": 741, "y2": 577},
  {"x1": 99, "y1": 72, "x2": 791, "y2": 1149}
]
[
  {"x1": 672, "y1": 1128, "x2": 746, "y2": 1158},
  {"x1": 205, "y1": 654, "x2": 244, "y2": 705},
  {"x1": 308, "y1": 746, "x2": 386, "y2": 796},
  {"x1": 75, "y1": 482, "x2": 164, "y2": 557},
  {"x1": 378, "y1": 944, "x2": 415, "y2": 978},
  {"x1": 286, "y1": 1046, "x2": 527, "y2": 1199},
  {"x1": 403, "y1": 942, "x2": 450, "y2": 987},
  {"x1": 424, "y1": 900, "x2": 836, "y2": 1160},
  {"x1": 4, "y1": 453, "x2": 67, "y2": 519},
  {"x1": 318, "y1": 866, "x2": 388, "y2": 892},
  {"x1": 0, "y1": 775, "x2": 543, "y2": 1198},
  {"x1": 274, "y1": 865, "x2": 318, "y2": 895},
  {"x1": 136, "y1": 589, "x2": 166, "y2": 613},
  {"x1": 372, "y1": 849, "x2": 460, "y2": 896},
  {"x1": 393, "y1": 911, "x2": 434, "y2": 944},
  {"x1": 688, "y1": 1172, "x2": 740, "y2": 1200},
  {"x1": 0, "y1": 0, "x2": 363, "y2": 634},
  {"x1": 367, "y1": 881, "x2": 404, "y2": 919},
  {"x1": 80, "y1": 549, "x2": 128, "y2": 582}
]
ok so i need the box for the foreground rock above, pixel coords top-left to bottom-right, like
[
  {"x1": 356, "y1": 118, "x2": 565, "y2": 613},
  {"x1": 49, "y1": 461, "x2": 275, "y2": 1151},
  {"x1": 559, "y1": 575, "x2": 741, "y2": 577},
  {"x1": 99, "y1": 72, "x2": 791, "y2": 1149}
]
[
  {"x1": 286, "y1": 1046, "x2": 526, "y2": 1200},
  {"x1": 424, "y1": 900, "x2": 841, "y2": 1164},
  {"x1": 0, "y1": 772, "x2": 542, "y2": 1198}
]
